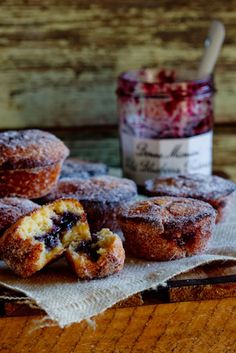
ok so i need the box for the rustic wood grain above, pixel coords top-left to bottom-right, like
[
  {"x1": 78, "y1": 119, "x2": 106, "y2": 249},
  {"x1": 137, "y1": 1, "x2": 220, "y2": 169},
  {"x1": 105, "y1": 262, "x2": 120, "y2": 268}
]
[
  {"x1": 0, "y1": 299, "x2": 235, "y2": 353},
  {"x1": 0, "y1": 1, "x2": 235, "y2": 128},
  {"x1": 4, "y1": 302, "x2": 44, "y2": 317},
  {"x1": 167, "y1": 263, "x2": 236, "y2": 303},
  {"x1": 169, "y1": 282, "x2": 236, "y2": 302}
]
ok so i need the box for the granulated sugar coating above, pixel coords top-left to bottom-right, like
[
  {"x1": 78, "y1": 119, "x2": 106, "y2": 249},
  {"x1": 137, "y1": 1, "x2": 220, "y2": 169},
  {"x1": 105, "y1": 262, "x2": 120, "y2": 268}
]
[
  {"x1": 60, "y1": 159, "x2": 108, "y2": 179},
  {"x1": 118, "y1": 197, "x2": 216, "y2": 261},
  {"x1": 145, "y1": 174, "x2": 236, "y2": 201},
  {"x1": 119, "y1": 197, "x2": 215, "y2": 229},
  {"x1": 145, "y1": 174, "x2": 236, "y2": 223},
  {"x1": 43, "y1": 176, "x2": 137, "y2": 203},
  {"x1": 0, "y1": 130, "x2": 69, "y2": 199},
  {"x1": 0, "y1": 130, "x2": 69, "y2": 169},
  {"x1": 0, "y1": 197, "x2": 39, "y2": 235}
]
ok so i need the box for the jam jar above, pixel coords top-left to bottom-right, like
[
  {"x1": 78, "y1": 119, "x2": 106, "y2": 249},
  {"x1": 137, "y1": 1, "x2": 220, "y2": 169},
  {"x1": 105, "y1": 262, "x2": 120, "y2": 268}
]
[{"x1": 117, "y1": 68, "x2": 215, "y2": 186}]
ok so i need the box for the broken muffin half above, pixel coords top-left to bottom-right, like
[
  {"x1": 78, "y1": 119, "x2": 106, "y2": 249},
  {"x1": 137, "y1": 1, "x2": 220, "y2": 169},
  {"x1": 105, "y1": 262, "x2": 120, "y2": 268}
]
[
  {"x1": 0, "y1": 198, "x2": 125, "y2": 279},
  {"x1": 66, "y1": 228, "x2": 125, "y2": 280},
  {"x1": 0, "y1": 198, "x2": 90, "y2": 277}
]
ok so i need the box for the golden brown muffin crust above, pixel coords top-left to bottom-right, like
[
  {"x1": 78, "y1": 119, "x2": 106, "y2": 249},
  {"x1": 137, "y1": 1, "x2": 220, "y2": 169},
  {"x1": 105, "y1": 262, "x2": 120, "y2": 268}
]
[
  {"x1": 118, "y1": 197, "x2": 215, "y2": 229},
  {"x1": 0, "y1": 129, "x2": 69, "y2": 170},
  {"x1": 118, "y1": 197, "x2": 216, "y2": 260},
  {"x1": 0, "y1": 162, "x2": 63, "y2": 199},
  {"x1": 66, "y1": 229, "x2": 125, "y2": 279}
]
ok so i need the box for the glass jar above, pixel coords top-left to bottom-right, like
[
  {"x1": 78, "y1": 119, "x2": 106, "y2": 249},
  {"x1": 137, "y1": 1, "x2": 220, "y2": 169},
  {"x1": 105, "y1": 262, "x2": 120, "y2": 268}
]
[{"x1": 117, "y1": 68, "x2": 215, "y2": 186}]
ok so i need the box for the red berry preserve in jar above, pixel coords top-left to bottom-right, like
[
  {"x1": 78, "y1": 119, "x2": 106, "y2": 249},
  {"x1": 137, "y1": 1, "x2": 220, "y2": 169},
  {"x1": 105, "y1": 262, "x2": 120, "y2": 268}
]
[{"x1": 117, "y1": 68, "x2": 215, "y2": 186}]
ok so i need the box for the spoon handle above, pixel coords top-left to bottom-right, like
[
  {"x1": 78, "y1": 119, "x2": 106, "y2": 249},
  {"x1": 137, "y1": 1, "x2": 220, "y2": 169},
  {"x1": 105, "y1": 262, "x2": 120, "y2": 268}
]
[{"x1": 197, "y1": 20, "x2": 225, "y2": 80}]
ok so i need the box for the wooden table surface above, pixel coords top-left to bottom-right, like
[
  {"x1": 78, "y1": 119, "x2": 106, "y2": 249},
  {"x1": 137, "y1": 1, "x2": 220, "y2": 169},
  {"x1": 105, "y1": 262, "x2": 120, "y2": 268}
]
[
  {"x1": 0, "y1": 298, "x2": 235, "y2": 353},
  {"x1": 0, "y1": 126, "x2": 236, "y2": 353}
]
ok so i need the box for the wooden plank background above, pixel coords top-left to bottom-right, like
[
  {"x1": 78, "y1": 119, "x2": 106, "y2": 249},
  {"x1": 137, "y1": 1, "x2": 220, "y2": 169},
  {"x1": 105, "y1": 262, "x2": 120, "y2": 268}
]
[
  {"x1": 1, "y1": 299, "x2": 236, "y2": 353},
  {"x1": 0, "y1": 0, "x2": 235, "y2": 128}
]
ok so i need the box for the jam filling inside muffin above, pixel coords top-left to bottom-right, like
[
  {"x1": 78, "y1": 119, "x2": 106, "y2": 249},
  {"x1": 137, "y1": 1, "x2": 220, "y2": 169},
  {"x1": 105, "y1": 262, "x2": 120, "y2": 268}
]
[
  {"x1": 35, "y1": 212, "x2": 80, "y2": 250},
  {"x1": 75, "y1": 234, "x2": 101, "y2": 262}
]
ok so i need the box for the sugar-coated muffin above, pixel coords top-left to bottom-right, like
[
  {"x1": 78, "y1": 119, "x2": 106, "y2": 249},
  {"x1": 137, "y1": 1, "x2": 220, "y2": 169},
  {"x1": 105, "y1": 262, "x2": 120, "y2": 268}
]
[
  {"x1": 118, "y1": 197, "x2": 216, "y2": 261},
  {"x1": 42, "y1": 176, "x2": 138, "y2": 232},
  {"x1": 66, "y1": 228, "x2": 125, "y2": 279},
  {"x1": 0, "y1": 129, "x2": 69, "y2": 198},
  {"x1": 144, "y1": 174, "x2": 236, "y2": 223},
  {"x1": 0, "y1": 198, "x2": 90, "y2": 277},
  {"x1": 0, "y1": 197, "x2": 39, "y2": 236},
  {"x1": 60, "y1": 158, "x2": 108, "y2": 179}
]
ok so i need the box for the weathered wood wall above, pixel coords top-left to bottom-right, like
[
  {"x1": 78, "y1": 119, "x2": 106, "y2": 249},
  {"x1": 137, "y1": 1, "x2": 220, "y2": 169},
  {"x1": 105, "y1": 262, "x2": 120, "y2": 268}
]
[{"x1": 0, "y1": 0, "x2": 235, "y2": 128}]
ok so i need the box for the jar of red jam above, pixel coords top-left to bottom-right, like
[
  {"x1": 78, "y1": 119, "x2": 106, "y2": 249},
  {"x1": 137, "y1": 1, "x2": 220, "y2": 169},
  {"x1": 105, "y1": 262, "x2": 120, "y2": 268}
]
[{"x1": 117, "y1": 68, "x2": 215, "y2": 186}]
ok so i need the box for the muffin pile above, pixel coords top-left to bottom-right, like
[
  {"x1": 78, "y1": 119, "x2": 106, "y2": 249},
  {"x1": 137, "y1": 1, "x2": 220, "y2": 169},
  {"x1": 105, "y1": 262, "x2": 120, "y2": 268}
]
[
  {"x1": 0, "y1": 130, "x2": 128, "y2": 279},
  {"x1": 0, "y1": 129, "x2": 235, "y2": 278}
]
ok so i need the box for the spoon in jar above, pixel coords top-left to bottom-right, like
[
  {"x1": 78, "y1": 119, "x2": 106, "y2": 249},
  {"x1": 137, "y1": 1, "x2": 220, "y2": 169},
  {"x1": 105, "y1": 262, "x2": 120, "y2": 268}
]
[{"x1": 197, "y1": 20, "x2": 225, "y2": 80}]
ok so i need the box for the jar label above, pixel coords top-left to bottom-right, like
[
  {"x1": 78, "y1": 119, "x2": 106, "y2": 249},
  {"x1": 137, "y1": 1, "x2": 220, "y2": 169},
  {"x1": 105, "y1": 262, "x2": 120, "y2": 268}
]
[{"x1": 121, "y1": 131, "x2": 213, "y2": 185}]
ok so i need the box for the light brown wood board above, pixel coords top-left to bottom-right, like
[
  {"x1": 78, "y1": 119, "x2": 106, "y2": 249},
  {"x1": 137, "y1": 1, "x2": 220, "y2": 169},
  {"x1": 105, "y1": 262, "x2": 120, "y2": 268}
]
[{"x1": 0, "y1": 298, "x2": 236, "y2": 353}]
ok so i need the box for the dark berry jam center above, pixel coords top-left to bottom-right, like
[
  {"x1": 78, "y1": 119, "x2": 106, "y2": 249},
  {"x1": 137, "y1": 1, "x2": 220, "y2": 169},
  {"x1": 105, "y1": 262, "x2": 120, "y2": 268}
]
[
  {"x1": 75, "y1": 233, "x2": 100, "y2": 262},
  {"x1": 35, "y1": 212, "x2": 80, "y2": 251}
]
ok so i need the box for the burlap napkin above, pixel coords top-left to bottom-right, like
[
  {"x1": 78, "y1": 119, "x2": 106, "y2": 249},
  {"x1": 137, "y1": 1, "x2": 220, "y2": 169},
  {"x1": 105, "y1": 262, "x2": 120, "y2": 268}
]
[{"x1": 0, "y1": 199, "x2": 236, "y2": 328}]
